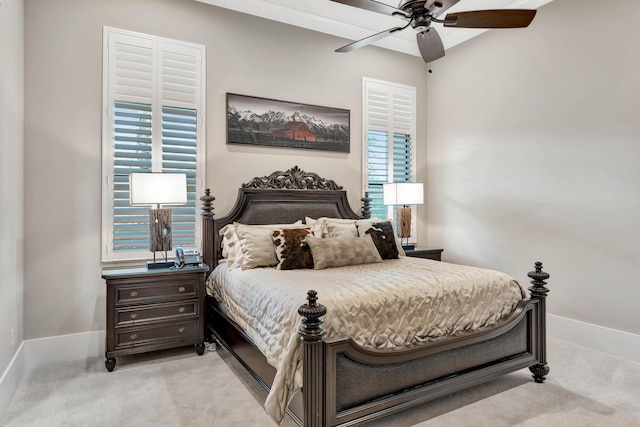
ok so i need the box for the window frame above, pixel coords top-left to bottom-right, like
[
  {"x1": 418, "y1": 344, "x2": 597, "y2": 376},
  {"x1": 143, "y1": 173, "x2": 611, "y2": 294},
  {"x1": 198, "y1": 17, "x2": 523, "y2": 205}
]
[
  {"x1": 101, "y1": 27, "x2": 206, "y2": 262},
  {"x1": 362, "y1": 77, "x2": 418, "y2": 242}
]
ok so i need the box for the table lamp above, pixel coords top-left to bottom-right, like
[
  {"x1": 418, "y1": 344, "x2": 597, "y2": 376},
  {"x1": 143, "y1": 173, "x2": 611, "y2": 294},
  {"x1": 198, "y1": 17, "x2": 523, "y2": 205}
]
[
  {"x1": 130, "y1": 172, "x2": 187, "y2": 269},
  {"x1": 383, "y1": 182, "x2": 424, "y2": 250}
]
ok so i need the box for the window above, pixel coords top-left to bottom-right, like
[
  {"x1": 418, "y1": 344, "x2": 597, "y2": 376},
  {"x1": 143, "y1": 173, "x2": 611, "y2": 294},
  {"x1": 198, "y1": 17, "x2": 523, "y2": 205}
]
[
  {"x1": 362, "y1": 78, "x2": 417, "y2": 239},
  {"x1": 102, "y1": 27, "x2": 205, "y2": 262}
]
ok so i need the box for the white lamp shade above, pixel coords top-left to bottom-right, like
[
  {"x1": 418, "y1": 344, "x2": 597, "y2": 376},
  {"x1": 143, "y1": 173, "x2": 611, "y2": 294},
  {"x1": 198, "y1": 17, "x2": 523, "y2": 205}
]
[
  {"x1": 383, "y1": 182, "x2": 424, "y2": 205},
  {"x1": 130, "y1": 173, "x2": 187, "y2": 206}
]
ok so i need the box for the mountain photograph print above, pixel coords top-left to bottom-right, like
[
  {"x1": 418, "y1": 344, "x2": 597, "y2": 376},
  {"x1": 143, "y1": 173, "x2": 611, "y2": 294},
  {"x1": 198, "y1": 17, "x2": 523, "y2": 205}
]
[{"x1": 226, "y1": 93, "x2": 350, "y2": 153}]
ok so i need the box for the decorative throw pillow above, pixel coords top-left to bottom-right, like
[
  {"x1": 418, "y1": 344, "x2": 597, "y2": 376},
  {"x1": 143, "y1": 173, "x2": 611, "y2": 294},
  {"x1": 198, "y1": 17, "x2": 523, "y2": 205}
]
[
  {"x1": 219, "y1": 223, "x2": 243, "y2": 269},
  {"x1": 358, "y1": 221, "x2": 399, "y2": 260},
  {"x1": 272, "y1": 228, "x2": 314, "y2": 270},
  {"x1": 305, "y1": 217, "x2": 325, "y2": 237},
  {"x1": 233, "y1": 221, "x2": 303, "y2": 269},
  {"x1": 354, "y1": 218, "x2": 381, "y2": 231},
  {"x1": 305, "y1": 217, "x2": 354, "y2": 238},
  {"x1": 306, "y1": 217, "x2": 382, "y2": 238},
  {"x1": 354, "y1": 217, "x2": 403, "y2": 254},
  {"x1": 323, "y1": 221, "x2": 358, "y2": 238},
  {"x1": 306, "y1": 235, "x2": 382, "y2": 270}
]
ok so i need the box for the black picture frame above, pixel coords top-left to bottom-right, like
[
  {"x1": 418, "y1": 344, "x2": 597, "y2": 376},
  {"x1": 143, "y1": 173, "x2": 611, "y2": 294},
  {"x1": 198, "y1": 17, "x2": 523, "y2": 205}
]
[{"x1": 226, "y1": 93, "x2": 350, "y2": 153}]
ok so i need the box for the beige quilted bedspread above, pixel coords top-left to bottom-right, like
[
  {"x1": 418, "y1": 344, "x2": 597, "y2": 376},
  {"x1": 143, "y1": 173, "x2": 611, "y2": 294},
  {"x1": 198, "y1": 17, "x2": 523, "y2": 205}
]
[{"x1": 209, "y1": 257, "x2": 527, "y2": 424}]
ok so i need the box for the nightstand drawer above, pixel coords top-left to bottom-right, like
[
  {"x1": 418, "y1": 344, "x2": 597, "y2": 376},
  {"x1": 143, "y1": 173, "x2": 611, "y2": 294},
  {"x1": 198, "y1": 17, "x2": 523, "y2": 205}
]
[
  {"x1": 115, "y1": 280, "x2": 197, "y2": 305},
  {"x1": 115, "y1": 300, "x2": 199, "y2": 326},
  {"x1": 405, "y1": 248, "x2": 444, "y2": 261},
  {"x1": 115, "y1": 320, "x2": 199, "y2": 348}
]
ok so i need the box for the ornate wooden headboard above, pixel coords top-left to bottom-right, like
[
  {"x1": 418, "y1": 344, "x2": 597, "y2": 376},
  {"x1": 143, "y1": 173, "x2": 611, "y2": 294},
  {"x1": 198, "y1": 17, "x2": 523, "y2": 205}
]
[{"x1": 200, "y1": 166, "x2": 371, "y2": 271}]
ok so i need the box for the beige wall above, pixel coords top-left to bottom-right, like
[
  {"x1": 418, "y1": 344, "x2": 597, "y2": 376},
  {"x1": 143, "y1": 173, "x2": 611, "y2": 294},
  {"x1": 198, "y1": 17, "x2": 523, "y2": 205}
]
[
  {"x1": 426, "y1": 0, "x2": 640, "y2": 335},
  {"x1": 0, "y1": 0, "x2": 24, "y2": 379},
  {"x1": 23, "y1": 0, "x2": 428, "y2": 339}
]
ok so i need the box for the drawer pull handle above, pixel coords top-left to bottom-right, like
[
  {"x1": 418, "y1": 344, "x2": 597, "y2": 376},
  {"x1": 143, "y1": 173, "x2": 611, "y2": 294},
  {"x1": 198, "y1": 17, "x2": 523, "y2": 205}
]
[
  {"x1": 130, "y1": 333, "x2": 138, "y2": 340},
  {"x1": 178, "y1": 286, "x2": 186, "y2": 293},
  {"x1": 178, "y1": 327, "x2": 185, "y2": 333},
  {"x1": 130, "y1": 291, "x2": 138, "y2": 297},
  {"x1": 130, "y1": 313, "x2": 138, "y2": 319},
  {"x1": 178, "y1": 307, "x2": 185, "y2": 313}
]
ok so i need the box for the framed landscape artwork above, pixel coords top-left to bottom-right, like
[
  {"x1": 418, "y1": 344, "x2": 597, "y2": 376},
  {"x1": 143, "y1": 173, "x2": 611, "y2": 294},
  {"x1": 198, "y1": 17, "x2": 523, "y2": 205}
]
[{"x1": 226, "y1": 93, "x2": 350, "y2": 153}]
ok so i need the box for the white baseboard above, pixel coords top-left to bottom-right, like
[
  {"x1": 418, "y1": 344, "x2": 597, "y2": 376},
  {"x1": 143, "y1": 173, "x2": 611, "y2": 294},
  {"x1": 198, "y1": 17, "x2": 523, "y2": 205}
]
[
  {"x1": 548, "y1": 314, "x2": 640, "y2": 363},
  {"x1": 0, "y1": 342, "x2": 26, "y2": 418},
  {"x1": 0, "y1": 330, "x2": 103, "y2": 417},
  {"x1": 23, "y1": 330, "x2": 104, "y2": 370}
]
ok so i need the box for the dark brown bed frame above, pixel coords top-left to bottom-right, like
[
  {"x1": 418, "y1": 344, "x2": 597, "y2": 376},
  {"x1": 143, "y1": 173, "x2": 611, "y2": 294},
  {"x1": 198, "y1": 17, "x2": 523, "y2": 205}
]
[{"x1": 200, "y1": 166, "x2": 550, "y2": 427}]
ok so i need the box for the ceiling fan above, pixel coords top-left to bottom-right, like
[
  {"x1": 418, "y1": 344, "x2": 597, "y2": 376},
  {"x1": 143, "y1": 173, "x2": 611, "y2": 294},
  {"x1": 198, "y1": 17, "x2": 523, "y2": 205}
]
[{"x1": 330, "y1": 0, "x2": 536, "y2": 63}]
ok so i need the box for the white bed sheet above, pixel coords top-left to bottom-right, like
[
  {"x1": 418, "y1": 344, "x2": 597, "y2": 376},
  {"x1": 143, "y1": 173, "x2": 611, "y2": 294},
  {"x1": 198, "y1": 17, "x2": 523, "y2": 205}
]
[{"x1": 209, "y1": 257, "x2": 527, "y2": 423}]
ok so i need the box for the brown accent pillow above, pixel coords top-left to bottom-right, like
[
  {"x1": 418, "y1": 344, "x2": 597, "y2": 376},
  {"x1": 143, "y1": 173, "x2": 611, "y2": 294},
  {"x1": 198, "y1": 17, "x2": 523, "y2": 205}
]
[
  {"x1": 272, "y1": 228, "x2": 314, "y2": 270},
  {"x1": 359, "y1": 221, "x2": 399, "y2": 260},
  {"x1": 306, "y1": 236, "x2": 383, "y2": 270}
]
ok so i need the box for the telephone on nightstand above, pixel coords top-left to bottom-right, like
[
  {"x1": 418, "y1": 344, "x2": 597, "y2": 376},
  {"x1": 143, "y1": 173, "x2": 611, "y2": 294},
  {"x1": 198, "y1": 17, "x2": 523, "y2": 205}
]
[{"x1": 175, "y1": 247, "x2": 202, "y2": 268}]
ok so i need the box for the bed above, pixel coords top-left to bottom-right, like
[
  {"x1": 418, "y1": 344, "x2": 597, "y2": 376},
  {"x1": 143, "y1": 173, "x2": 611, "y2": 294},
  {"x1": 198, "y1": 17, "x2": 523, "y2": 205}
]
[{"x1": 200, "y1": 166, "x2": 550, "y2": 426}]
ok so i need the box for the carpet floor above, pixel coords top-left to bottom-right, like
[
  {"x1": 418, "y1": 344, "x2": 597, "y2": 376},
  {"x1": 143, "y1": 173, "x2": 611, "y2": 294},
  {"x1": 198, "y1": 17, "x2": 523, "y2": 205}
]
[{"x1": 1, "y1": 337, "x2": 639, "y2": 426}]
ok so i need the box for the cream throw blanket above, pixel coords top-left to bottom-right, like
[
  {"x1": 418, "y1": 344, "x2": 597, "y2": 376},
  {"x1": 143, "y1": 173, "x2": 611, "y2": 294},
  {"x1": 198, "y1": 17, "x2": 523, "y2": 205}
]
[{"x1": 210, "y1": 257, "x2": 526, "y2": 424}]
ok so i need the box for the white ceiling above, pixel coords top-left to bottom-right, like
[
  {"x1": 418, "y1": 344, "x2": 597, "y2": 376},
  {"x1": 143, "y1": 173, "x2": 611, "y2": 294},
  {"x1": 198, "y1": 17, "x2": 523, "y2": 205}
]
[{"x1": 194, "y1": 0, "x2": 554, "y2": 58}]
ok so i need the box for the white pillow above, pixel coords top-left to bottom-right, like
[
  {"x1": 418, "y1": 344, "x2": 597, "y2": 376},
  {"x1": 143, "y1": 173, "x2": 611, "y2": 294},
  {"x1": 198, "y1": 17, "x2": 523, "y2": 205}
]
[
  {"x1": 324, "y1": 221, "x2": 358, "y2": 238},
  {"x1": 305, "y1": 216, "x2": 381, "y2": 239}
]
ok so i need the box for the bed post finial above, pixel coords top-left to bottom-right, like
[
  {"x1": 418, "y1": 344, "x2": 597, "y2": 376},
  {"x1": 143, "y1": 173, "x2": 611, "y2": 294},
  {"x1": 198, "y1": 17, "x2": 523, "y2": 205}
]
[
  {"x1": 528, "y1": 261, "x2": 550, "y2": 383},
  {"x1": 200, "y1": 189, "x2": 215, "y2": 271},
  {"x1": 361, "y1": 191, "x2": 372, "y2": 219},
  {"x1": 298, "y1": 290, "x2": 327, "y2": 341},
  {"x1": 298, "y1": 290, "x2": 327, "y2": 426}
]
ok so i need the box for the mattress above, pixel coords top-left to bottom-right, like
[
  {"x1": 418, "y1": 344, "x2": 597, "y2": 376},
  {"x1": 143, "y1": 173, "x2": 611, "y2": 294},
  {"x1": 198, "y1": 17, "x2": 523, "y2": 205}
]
[{"x1": 209, "y1": 257, "x2": 527, "y2": 423}]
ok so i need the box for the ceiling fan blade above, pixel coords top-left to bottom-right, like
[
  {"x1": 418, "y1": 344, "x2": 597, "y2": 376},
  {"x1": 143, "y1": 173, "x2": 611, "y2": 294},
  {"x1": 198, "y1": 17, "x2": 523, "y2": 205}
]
[
  {"x1": 330, "y1": 0, "x2": 410, "y2": 18},
  {"x1": 416, "y1": 28, "x2": 445, "y2": 63},
  {"x1": 443, "y1": 9, "x2": 536, "y2": 29},
  {"x1": 336, "y1": 25, "x2": 407, "y2": 53}
]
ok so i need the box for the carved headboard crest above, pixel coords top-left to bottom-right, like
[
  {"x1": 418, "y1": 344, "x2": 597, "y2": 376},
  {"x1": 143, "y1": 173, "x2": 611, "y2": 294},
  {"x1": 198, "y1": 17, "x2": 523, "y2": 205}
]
[{"x1": 242, "y1": 165, "x2": 343, "y2": 190}]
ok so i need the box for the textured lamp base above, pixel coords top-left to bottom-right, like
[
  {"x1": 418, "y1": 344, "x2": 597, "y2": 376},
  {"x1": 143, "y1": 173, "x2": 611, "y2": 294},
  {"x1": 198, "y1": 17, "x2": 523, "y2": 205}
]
[
  {"x1": 150, "y1": 208, "x2": 172, "y2": 252},
  {"x1": 148, "y1": 207, "x2": 173, "y2": 269}
]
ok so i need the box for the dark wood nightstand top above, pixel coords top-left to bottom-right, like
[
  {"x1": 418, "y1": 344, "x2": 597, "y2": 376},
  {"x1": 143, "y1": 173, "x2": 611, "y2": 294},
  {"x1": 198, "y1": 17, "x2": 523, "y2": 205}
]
[
  {"x1": 404, "y1": 248, "x2": 444, "y2": 261},
  {"x1": 102, "y1": 264, "x2": 209, "y2": 279}
]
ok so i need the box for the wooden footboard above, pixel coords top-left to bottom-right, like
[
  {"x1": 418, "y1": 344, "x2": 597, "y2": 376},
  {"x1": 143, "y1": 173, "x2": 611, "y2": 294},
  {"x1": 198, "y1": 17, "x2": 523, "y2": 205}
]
[
  {"x1": 207, "y1": 263, "x2": 549, "y2": 427},
  {"x1": 298, "y1": 263, "x2": 550, "y2": 426}
]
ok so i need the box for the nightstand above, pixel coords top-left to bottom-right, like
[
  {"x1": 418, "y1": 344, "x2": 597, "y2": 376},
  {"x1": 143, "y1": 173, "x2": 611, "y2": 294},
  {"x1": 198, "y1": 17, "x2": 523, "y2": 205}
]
[
  {"x1": 102, "y1": 264, "x2": 209, "y2": 372},
  {"x1": 404, "y1": 248, "x2": 444, "y2": 261}
]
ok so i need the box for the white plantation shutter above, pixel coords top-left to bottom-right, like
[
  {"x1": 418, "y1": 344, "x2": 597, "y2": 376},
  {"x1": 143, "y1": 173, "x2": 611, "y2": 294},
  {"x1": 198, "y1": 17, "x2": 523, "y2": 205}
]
[
  {"x1": 162, "y1": 106, "x2": 198, "y2": 249},
  {"x1": 102, "y1": 27, "x2": 205, "y2": 262},
  {"x1": 363, "y1": 78, "x2": 416, "y2": 235}
]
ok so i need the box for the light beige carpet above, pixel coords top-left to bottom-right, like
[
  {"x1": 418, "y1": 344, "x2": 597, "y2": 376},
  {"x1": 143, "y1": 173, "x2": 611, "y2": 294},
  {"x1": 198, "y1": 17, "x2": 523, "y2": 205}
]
[{"x1": 2, "y1": 337, "x2": 639, "y2": 426}]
